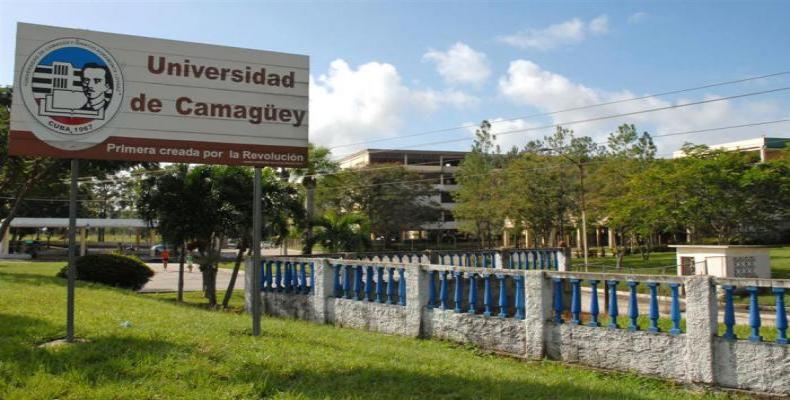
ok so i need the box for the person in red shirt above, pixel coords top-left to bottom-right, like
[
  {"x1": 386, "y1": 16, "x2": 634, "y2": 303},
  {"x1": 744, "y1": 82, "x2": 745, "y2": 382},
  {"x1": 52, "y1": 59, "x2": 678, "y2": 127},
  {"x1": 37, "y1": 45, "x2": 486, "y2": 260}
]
[{"x1": 161, "y1": 247, "x2": 170, "y2": 271}]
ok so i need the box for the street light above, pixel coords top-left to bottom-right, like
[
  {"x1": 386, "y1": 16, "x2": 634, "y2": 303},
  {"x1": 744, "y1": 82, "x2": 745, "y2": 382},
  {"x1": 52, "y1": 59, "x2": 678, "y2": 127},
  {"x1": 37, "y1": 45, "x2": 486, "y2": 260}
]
[{"x1": 538, "y1": 148, "x2": 589, "y2": 271}]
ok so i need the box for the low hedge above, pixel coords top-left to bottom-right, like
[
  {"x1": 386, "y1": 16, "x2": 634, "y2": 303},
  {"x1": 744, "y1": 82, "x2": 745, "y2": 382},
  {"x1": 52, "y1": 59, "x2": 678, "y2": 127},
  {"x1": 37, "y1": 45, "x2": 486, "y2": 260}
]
[{"x1": 57, "y1": 254, "x2": 154, "y2": 290}]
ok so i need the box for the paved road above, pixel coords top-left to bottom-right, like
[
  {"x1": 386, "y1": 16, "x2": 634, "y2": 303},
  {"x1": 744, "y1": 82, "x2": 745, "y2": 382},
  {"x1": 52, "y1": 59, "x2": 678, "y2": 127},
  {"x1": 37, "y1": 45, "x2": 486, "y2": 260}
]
[
  {"x1": 138, "y1": 248, "x2": 299, "y2": 293},
  {"x1": 139, "y1": 263, "x2": 245, "y2": 293}
]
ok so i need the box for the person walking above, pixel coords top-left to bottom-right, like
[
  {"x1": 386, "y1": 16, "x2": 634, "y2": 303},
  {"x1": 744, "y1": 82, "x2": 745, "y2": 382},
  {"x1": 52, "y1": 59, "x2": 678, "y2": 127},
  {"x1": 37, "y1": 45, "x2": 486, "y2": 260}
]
[{"x1": 161, "y1": 247, "x2": 170, "y2": 271}]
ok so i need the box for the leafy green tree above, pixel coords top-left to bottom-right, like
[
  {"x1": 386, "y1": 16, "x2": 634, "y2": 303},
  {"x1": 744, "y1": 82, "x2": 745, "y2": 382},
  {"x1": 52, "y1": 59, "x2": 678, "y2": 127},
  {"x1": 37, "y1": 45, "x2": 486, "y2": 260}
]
[
  {"x1": 316, "y1": 164, "x2": 439, "y2": 248},
  {"x1": 502, "y1": 150, "x2": 575, "y2": 247},
  {"x1": 290, "y1": 144, "x2": 339, "y2": 254},
  {"x1": 139, "y1": 165, "x2": 302, "y2": 306},
  {"x1": 453, "y1": 121, "x2": 506, "y2": 247},
  {"x1": 612, "y1": 146, "x2": 789, "y2": 245},
  {"x1": 313, "y1": 210, "x2": 371, "y2": 252}
]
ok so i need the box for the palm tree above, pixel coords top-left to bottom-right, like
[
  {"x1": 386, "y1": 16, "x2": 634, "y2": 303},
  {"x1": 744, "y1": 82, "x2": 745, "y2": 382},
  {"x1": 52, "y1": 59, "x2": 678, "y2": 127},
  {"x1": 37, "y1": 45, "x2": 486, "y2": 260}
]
[
  {"x1": 290, "y1": 144, "x2": 339, "y2": 254},
  {"x1": 313, "y1": 211, "x2": 371, "y2": 253}
]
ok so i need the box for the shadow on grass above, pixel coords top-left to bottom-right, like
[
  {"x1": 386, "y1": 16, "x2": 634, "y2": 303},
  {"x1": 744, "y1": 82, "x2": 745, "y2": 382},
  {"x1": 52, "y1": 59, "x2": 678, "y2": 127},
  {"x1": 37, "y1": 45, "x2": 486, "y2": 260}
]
[
  {"x1": 140, "y1": 290, "x2": 246, "y2": 314},
  {"x1": 0, "y1": 313, "x2": 191, "y2": 390},
  {"x1": 232, "y1": 362, "x2": 686, "y2": 400},
  {"x1": 0, "y1": 271, "x2": 65, "y2": 287}
]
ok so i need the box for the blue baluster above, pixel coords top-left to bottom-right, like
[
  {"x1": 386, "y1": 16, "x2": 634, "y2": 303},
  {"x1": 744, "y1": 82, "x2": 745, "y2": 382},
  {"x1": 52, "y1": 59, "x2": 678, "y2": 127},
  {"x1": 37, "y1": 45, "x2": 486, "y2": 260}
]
[
  {"x1": 265, "y1": 261, "x2": 273, "y2": 292},
  {"x1": 440, "y1": 270, "x2": 449, "y2": 310},
  {"x1": 553, "y1": 252, "x2": 559, "y2": 271},
  {"x1": 468, "y1": 273, "x2": 478, "y2": 314},
  {"x1": 498, "y1": 275, "x2": 508, "y2": 318},
  {"x1": 260, "y1": 261, "x2": 267, "y2": 292},
  {"x1": 515, "y1": 275, "x2": 525, "y2": 320},
  {"x1": 308, "y1": 263, "x2": 314, "y2": 294},
  {"x1": 722, "y1": 285, "x2": 735, "y2": 339},
  {"x1": 343, "y1": 265, "x2": 352, "y2": 299},
  {"x1": 291, "y1": 262, "x2": 299, "y2": 292},
  {"x1": 353, "y1": 265, "x2": 363, "y2": 300},
  {"x1": 483, "y1": 273, "x2": 493, "y2": 316},
  {"x1": 589, "y1": 280, "x2": 600, "y2": 327},
  {"x1": 333, "y1": 264, "x2": 341, "y2": 297},
  {"x1": 491, "y1": 252, "x2": 496, "y2": 268},
  {"x1": 553, "y1": 278, "x2": 564, "y2": 324},
  {"x1": 647, "y1": 282, "x2": 660, "y2": 333},
  {"x1": 607, "y1": 280, "x2": 619, "y2": 329},
  {"x1": 288, "y1": 262, "x2": 296, "y2": 293},
  {"x1": 669, "y1": 283, "x2": 681, "y2": 335},
  {"x1": 546, "y1": 252, "x2": 553, "y2": 270},
  {"x1": 570, "y1": 279, "x2": 581, "y2": 325},
  {"x1": 454, "y1": 271, "x2": 464, "y2": 313},
  {"x1": 773, "y1": 288, "x2": 787, "y2": 344},
  {"x1": 627, "y1": 281, "x2": 639, "y2": 331},
  {"x1": 516, "y1": 252, "x2": 523, "y2": 269},
  {"x1": 365, "y1": 266, "x2": 374, "y2": 301},
  {"x1": 540, "y1": 251, "x2": 546, "y2": 269},
  {"x1": 427, "y1": 270, "x2": 437, "y2": 309},
  {"x1": 376, "y1": 267, "x2": 385, "y2": 303},
  {"x1": 275, "y1": 261, "x2": 282, "y2": 292},
  {"x1": 300, "y1": 262, "x2": 308, "y2": 293},
  {"x1": 398, "y1": 268, "x2": 407, "y2": 306},
  {"x1": 747, "y1": 286, "x2": 762, "y2": 342},
  {"x1": 386, "y1": 268, "x2": 395, "y2": 304}
]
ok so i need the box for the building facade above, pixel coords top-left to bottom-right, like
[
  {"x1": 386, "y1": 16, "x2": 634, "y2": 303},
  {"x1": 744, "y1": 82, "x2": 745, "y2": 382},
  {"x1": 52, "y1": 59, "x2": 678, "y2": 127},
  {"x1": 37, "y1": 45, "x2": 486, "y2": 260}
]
[{"x1": 338, "y1": 149, "x2": 468, "y2": 240}]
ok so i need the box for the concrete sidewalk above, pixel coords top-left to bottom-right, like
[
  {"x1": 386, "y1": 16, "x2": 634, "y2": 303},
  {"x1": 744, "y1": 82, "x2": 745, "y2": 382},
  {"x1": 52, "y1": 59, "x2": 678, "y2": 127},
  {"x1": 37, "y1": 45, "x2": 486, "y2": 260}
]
[{"x1": 139, "y1": 263, "x2": 245, "y2": 293}]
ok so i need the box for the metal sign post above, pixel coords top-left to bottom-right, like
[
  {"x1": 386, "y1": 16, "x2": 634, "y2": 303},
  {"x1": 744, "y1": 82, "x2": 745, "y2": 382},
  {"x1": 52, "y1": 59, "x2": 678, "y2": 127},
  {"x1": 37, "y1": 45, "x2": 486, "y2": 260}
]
[
  {"x1": 66, "y1": 159, "x2": 78, "y2": 342},
  {"x1": 251, "y1": 167, "x2": 262, "y2": 336}
]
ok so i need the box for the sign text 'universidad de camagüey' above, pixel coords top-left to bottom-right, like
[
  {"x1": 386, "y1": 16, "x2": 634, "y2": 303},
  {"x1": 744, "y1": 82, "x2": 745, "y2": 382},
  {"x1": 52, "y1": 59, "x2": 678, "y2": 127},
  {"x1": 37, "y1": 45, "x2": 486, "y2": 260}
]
[{"x1": 9, "y1": 23, "x2": 309, "y2": 167}]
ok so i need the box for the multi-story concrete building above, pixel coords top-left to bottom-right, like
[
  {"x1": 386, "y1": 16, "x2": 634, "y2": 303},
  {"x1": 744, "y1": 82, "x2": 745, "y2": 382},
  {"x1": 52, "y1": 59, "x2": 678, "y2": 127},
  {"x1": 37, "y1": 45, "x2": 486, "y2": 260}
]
[{"x1": 338, "y1": 148, "x2": 468, "y2": 240}]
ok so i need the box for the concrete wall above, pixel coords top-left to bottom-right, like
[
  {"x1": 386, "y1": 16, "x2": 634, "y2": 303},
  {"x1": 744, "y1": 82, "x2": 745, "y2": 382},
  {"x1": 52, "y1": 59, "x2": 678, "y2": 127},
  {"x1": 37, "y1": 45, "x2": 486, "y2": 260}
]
[{"x1": 248, "y1": 258, "x2": 790, "y2": 396}]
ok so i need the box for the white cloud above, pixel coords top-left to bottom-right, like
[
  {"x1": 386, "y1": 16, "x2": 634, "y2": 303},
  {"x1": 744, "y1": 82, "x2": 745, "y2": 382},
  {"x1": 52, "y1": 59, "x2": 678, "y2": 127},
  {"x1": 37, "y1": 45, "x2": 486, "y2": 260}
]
[
  {"x1": 423, "y1": 42, "x2": 491, "y2": 86},
  {"x1": 497, "y1": 60, "x2": 786, "y2": 152},
  {"x1": 310, "y1": 59, "x2": 477, "y2": 150},
  {"x1": 589, "y1": 15, "x2": 609, "y2": 34},
  {"x1": 628, "y1": 12, "x2": 648, "y2": 24},
  {"x1": 498, "y1": 15, "x2": 609, "y2": 50}
]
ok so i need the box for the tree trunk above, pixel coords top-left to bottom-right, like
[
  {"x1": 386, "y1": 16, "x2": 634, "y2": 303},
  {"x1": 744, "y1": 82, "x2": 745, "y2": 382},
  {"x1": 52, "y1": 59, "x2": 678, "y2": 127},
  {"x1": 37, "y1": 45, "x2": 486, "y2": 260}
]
[
  {"x1": 202, "y1": 265, "x2": 218, "y2": 306},
  {"x1": 221, "y1": 245, "x2": 247, "y2": 308},
  {"x1": 177, "y1": 242, "x2": 185, "y2": 302},
  {"x1": 302, "y1": 180, "x2": 315, "y2": 254}
]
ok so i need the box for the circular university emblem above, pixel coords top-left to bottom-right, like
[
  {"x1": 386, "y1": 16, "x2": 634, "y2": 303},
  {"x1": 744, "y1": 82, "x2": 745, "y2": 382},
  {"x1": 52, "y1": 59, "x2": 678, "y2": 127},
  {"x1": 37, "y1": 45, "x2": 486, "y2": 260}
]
[{"x1": 20, "y1": 37, "x2": 123, "y2": 149}]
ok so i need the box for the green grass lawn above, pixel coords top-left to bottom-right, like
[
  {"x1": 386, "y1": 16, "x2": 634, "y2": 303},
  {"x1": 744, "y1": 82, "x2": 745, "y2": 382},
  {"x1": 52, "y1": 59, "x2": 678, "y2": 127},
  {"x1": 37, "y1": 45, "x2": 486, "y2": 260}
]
[{"x1": 0, "y1": 262, "x2": 745, "y2": 400}]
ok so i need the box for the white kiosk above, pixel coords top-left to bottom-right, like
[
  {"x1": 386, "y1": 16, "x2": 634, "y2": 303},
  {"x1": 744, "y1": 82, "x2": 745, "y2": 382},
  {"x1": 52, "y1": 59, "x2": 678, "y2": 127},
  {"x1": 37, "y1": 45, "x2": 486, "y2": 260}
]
[{"x1": 669, "y1": 245, "x2": 773, "y2": 279}]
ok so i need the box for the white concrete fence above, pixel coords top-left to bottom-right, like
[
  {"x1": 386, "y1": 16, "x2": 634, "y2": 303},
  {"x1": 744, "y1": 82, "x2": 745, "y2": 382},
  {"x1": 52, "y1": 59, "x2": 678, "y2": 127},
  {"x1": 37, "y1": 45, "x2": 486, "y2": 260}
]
[{"x1": 246, "y1": 256, "x2": 790, "y2": 395}]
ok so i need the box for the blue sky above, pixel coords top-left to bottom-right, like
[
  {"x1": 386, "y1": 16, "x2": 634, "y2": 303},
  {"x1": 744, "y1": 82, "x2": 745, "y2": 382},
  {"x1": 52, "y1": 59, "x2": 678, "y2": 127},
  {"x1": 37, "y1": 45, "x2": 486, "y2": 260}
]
[{"x1": 2, "y1": 1, "x2": 789, "y2": 157}]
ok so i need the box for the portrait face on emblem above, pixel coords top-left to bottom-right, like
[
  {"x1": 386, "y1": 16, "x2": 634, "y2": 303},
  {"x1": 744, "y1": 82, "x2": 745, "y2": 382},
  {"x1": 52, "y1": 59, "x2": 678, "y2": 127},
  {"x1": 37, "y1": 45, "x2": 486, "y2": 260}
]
[{"x1": 19, "y1": 37, "x2": 123, "y2": 147}]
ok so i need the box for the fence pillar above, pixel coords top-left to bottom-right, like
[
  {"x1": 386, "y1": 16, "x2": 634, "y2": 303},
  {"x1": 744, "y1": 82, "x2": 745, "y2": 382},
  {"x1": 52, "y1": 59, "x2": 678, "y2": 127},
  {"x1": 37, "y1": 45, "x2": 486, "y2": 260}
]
[
  {"x1": 0, "y1": 225, "x2": 9, "y2": 256},
  {"x1": 556, "y1": 248, "x2": 570, "y2": 271},
  {"x1": 405, "y1": 265, "x2": 428, "y2": 337},
  {"x1": 312, "y1": 258, "x2": 334, "y2": 323},
  {"x1": 684, "y1": 275, "x2": 716, "y2": 384},
  {"x1": 524, "y1": 270, "x2": 548, "y2": 360}
]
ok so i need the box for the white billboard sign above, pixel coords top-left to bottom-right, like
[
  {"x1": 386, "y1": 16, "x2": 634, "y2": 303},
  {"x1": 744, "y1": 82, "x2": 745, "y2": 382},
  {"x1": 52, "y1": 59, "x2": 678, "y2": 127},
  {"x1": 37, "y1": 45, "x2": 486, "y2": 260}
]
[{"x1": 10, "y1": 23, "x2": 308, "y2": 166}]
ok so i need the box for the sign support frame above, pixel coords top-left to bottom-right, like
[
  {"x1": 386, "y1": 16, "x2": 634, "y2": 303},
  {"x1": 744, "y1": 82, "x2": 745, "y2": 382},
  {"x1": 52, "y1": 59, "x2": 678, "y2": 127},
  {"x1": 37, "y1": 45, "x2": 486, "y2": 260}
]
[
  {"x1": 251, "y1": 167, "x2": 262, "y2": 336},
  {"x1": 66, "y1": 158, "x2": 78, "y2": 342}
]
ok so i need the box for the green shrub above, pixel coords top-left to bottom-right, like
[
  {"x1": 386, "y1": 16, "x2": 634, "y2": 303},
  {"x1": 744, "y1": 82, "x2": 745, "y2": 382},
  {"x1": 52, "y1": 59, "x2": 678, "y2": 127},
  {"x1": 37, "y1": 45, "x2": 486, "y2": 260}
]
[{"x1": 57, "y1": 254, "x2": 154, "y2": 290}]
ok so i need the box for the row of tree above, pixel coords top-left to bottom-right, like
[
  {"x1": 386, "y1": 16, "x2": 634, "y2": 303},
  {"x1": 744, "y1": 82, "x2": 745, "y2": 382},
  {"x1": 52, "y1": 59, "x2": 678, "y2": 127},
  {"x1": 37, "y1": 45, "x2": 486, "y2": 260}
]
[{"x1": 454, "y1": 121, "x2": 790, "y2": 254}]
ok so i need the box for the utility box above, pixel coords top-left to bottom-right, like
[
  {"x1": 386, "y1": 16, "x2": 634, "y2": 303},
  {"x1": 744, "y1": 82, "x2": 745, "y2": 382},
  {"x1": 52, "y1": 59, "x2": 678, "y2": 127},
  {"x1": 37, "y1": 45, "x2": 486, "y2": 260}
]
[{"x1": 669, "y1": 245, "x2": 773, "y2": 278}]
